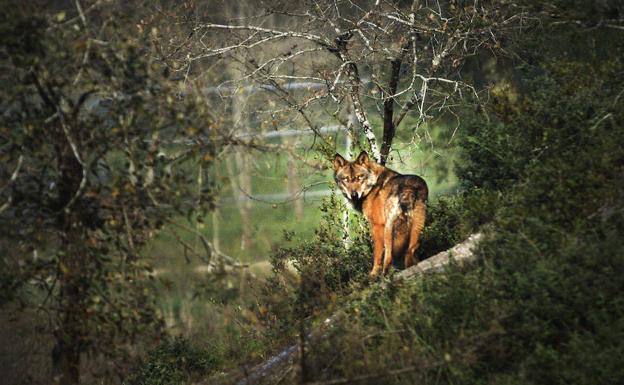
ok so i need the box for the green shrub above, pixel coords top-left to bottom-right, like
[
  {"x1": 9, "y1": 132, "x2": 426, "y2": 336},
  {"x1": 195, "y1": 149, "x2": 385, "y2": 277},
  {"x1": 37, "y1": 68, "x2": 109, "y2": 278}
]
[
  {"x1": 186, "y1": 17, "x2": 624, "y2": 385},
  {"x1": 291, "y1": 49, "x2": 624, "y2": 385},
  {"x1": 127, "y1": 337, "x2": 223, "y2": 385},
  {"x1": 418, "y1": 188, "x2": 499, "y2": 261},
  {"x1": 262, "y1": 193, "x2": 372, "y2": 340},
  {"x1": 300, "y1": 211, "x2": 624, "y2": 385}
]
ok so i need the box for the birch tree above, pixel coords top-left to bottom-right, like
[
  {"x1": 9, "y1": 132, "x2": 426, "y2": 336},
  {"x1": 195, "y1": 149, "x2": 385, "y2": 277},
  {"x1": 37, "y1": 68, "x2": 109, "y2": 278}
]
[{"x1": 180, "y1": 0, "x2": 530, "y2": 164}]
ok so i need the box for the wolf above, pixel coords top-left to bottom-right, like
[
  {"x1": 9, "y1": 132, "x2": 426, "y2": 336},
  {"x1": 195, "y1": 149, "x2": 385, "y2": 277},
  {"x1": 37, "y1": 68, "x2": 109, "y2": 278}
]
[{"x1": 333, "y1": 151, "x2": 428, "y2": 276}]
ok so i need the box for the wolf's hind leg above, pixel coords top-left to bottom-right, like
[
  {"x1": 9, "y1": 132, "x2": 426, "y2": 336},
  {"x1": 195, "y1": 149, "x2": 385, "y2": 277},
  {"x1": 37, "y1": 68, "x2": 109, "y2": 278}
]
[
  {"x1": 370, "y1": 224, "x2": 384, "y2": 277},
  {"x1": 405, "y1": 201, "x2": 426, "y2": 268},
  {"x1": 383, "y1": 199, "x2": 401, "y2": 275},
  {"x1": 383, "y1": 222, "x2": 394, "y2": 275}
]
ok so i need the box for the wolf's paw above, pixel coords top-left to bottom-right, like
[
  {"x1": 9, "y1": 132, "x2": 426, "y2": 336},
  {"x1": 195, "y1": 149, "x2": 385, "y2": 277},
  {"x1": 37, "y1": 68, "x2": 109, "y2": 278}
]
[{"x1": 369, "y1": 265, "x2": 382, "y2": 278}]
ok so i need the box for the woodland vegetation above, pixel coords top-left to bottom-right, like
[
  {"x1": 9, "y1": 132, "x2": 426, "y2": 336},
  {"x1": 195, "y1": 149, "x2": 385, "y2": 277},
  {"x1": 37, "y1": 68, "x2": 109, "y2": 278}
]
[{"x1": 1, "y1": 1, "x2": 623, "y2": 384}]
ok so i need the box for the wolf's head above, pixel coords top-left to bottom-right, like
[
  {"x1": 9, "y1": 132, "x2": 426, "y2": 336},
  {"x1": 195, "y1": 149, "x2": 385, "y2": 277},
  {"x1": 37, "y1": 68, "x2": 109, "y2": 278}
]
[{"x1": 333, "y1": 151, "x2": 380, "y2": 201}]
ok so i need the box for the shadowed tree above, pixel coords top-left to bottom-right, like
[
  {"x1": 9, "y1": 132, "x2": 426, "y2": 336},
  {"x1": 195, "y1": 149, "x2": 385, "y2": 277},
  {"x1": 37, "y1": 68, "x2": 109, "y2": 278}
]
[{"x1": 0, "y1": 1, "x2": 224, "y2": 383}]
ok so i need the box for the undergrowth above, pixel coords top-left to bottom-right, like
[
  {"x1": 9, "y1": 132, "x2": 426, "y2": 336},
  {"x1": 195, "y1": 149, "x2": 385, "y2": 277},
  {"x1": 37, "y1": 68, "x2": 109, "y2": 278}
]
[
  {"x1": 128, "y1": 8, "x2": 624, "y2": 384},
  {"x1": 289, "y1": 49, "x2": 624, "y2": 385}
]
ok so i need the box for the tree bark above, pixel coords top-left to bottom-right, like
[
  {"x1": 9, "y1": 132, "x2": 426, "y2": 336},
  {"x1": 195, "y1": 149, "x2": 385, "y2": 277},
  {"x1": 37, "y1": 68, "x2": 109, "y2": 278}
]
[
  {"x1": 52, "y1": 282, "x2": 82, "y2": 385},
  {"x1": 52, "y1": 341, "x2": 80, "y2": 385},
  {"x1": 236, "y1": 150, "x2": 253, "y2": 251},
  {"x1": 346, "y1": 63, "x2": 380, "y2": 161},
  {"x1": 212, "y1": 198, "x2": 221, "y2": 253},
  {"x1": 225, "y1": 153, "x2": 253, "y2": 252},
  {"x1": 329, "y1": 31, "x2": 381, "y2": 161},
  {"x1": 52, "y1": 245, "x2": 83, "y2": 385},
  {"x1": 380, "y1": 59, "x2": 402, "y2": 165},
  {"x1": 227, "y1": 3, "x2": 254, "y2": 252},
  {"x1": 285, "y1": 137, "x2": 304, "y2": 221},
  {"x1": 51, "y1": 120, "x2": 86, "y2": 385}
]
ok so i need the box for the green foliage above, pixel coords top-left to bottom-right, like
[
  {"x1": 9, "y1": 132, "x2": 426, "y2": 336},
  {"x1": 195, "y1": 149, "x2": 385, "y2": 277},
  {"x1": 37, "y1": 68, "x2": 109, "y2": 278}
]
[
  {"x1": 458, "y1": 59, "x2": 623, "y2": 196},
  {"x1": 296, "y1": 53, "x2": 624, "y2": 379},
  {"x1": 127, "y1": 337, "x2": 223, "y2": 385},
  {"x1": 301, "y1": 211, "x2": 624, "y2": 385},
  {"x1": 272, "y1": 192, "x2": 371, "y2": 287},
  {"x1": 263, "y1": 193, "x2": 371, "y2": 336},
  {"x1": 417, "y1": 188, "x2": 499, "y2": 261},
  {"x1": 0, "y1": 1, "x2": 218, "y2": 382},
  {"x1": 268, "y1": 23, "x2": 624, "y2": 385},
  {"x1": 125, "y1": 7, "x2": 624, "y2": 385},
  {"x1": 3, "y1": 1, "x2": 623, "y2": 384}
]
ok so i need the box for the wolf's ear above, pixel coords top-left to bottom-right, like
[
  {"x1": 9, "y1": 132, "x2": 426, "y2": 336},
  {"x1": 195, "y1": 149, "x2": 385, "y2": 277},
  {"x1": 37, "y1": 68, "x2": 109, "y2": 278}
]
[
  {"x1": 333, "y1": 153, "x2": 347, "y2": 170},
  {"x1": 355, "y1": 151, "x2": 369, "y2": 165}
]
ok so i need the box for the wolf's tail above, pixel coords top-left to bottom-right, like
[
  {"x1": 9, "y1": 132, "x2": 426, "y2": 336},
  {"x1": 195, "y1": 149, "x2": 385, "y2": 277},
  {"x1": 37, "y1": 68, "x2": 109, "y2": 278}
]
[{"x1": 398, "y1": 189, "x2": 416, "y2": 213}]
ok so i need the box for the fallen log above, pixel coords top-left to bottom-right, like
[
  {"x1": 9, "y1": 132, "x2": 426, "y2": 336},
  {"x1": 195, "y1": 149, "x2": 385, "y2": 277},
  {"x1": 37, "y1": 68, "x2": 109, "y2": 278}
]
[{"x1": 397, "y1": 232, "x2": 483, "y2": 280}]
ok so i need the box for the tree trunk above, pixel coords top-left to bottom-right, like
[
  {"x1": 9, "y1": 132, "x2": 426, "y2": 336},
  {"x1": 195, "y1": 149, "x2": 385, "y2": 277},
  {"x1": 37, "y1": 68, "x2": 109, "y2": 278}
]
[
  {"x1": 52, "y1": 220, "x2": 86, "y2": 385},
  {"x1": 225, "y1": 147, "x2": 253, "y2": 252},
  {"x1": 52, "y1": 297, "x2": 82, "y2": 385},
  {"x1": 341, "y1": 106, "x2": 359, "y2": 249},
  {"x1": 52, "y1": 344, "x2": 80, "y2": 385},
  {"x1": 235, "y1": 150, "x2": 253, "y2": 251},
  {"x1": 52, "y1": 130, "x2": 86, "y2": 385},
  {"x1": 380, "y1": 58, "x2": 402, "y2": 165},
  {"x1": 212, "y1": 202, "x2": 221, "y2": 253},
  {"x1": 52, "y1": 231, "x2": 92, "y2": 385},
  {"x1": 227, "y1": 2, "x2": 253, "y2": 252},
  {"x1": 51, "y1": 230, "x2": 90, "y2": 385},
  {"x1": 285, "y1": 137, "x2": 304, "y2": 221}
]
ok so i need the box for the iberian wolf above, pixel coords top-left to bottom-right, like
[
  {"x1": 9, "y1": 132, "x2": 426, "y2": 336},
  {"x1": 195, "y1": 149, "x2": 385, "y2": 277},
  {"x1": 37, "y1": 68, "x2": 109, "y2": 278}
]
[{"x1": 333, "y1": 151, "x2": 428, "y2": 276}]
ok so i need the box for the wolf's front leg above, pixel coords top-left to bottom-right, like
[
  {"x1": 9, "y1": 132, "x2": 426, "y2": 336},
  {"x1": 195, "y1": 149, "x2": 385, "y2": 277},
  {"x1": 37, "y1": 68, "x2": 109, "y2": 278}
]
[
  {"x1": 370, "y1": 224, "x2": 384, "y2": 277},
  {"x1": 405, "y1": 201, "x2": 426, "y2": 268}
]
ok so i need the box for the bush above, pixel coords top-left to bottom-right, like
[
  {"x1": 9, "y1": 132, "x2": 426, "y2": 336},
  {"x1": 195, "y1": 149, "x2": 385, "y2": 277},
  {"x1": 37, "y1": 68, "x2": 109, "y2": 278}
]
[
  {"x1": 417, "y1": 188, "x2": 500, "y2": 261},
  {"x1": 300, "y1": 211, "x2": 624, "y2": 385},
  {"x1": 291, "y1": 51, "x2": 624, "y2": 385},
  {"x1": 262, "y1": 193, "x2": 372, "y2": 342},
  {"x1": 156, "y1": 14, "x2": 624, "y2": 384},
  {"x1": 127, "y1": 337, "x2": 223, "y2": 385}
]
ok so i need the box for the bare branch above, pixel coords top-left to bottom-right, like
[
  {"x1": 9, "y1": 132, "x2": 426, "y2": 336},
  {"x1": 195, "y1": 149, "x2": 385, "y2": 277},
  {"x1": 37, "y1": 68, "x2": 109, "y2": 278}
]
[
  {"x1": 56, "y1": 109, "x2": 88, "y2": 213},
  {"x1": 0, "y1": 154, "x2": 23, "y2": 194},
  {"x1": 183, "y1": 1, "x2": 528, "y2": 165},
  {"x1": 194, "y1": 22, "x2": 331, "y2": 50}
]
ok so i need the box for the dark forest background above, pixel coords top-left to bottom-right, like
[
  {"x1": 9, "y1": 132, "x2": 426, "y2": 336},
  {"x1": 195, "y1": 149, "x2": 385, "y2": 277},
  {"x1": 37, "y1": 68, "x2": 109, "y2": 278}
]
[{"x1": 1, "y1": 1, "x2": 623, "y2": 384}]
